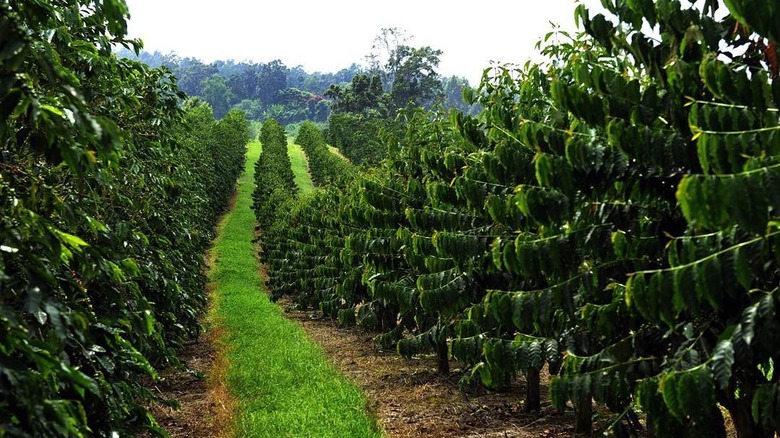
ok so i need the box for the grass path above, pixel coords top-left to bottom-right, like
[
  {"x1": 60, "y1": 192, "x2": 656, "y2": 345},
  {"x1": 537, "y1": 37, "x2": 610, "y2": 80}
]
[
  {"x1": 327, "y1": 144, "x2": 349, "y2": 161},
  {"x1": 208, "y1": 139, "x2": 381, "y2": 437},
  {"x1": 287, "y1": 141, "x2": 315, "y2": 195}
]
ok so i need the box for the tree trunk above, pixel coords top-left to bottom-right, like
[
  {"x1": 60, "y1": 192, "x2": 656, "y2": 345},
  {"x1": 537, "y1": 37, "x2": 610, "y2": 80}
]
[
  {"x1": 574, "y1": 394, "x2": 593, "y2": 436},
  {"x1": 730, "y1": 398, "x2": 774, "y2": 438},
  {"x1": 645, "y1": 416, "x2": 656, "y2": 438},
  {"x1": 436, "y1": 338, "x2": 449, "y2": 375},
  {"x1": 525, "y1": 367, "x2": 541, "y2": 413},
  {"x1": 378, "y1": 303, "x2": 397, "y2": 331}
]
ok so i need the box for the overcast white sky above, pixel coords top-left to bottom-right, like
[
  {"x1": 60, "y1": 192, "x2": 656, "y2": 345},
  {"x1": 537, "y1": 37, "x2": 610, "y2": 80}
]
[{"x1": 124, "y1": 0, "x2": 603, "y2": 84}]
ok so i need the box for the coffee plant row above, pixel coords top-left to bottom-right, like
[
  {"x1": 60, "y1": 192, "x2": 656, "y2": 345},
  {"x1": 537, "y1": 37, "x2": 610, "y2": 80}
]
[
  {"x1": 252, "y1": 119, "x2": 297, "y2": 231},
  {"x1": 255, "y1": 0, "x2": 779, "y2": 436},
  {"x1": 295, "y1": 121, "x2": 355, "y2": 188},
  {"x1": 0, "y1": 1, "x2": 249, "y2": 436}
]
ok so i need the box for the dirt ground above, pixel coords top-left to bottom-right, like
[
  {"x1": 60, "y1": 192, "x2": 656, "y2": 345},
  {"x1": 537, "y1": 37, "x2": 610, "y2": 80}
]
[
  {"x1": 141, "y1": 194, "x2": 237, "y2": 438},
  {"x1": 142, "y1": 323, "x2": 234, "y2": 438},
  {"x1": 142, "y1": 297, "x2": 649, "y2": 438},
  {"x1": 142, "y1": 336, "x2": 216, "y2": 437},
  {"x1": 141, "y1": 298, "x2": 578, "y2": 438}
]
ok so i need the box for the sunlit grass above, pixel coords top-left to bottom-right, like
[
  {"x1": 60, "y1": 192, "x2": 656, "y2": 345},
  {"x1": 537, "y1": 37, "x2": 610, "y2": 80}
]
[
  {"x1": 288, "y1": 141, "x2": 315, "y2": 195},
  {"x1": 327, "y1": 144, "x2": 349, "y2": 161},
  {"x1": 208, "y1": 139, "x2": 380, "y2": 437}
]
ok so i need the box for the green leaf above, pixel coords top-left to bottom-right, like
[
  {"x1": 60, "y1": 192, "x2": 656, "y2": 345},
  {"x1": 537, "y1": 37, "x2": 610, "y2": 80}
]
[
  {"x1": 52, "y1": 229, "x2": 89, "y2": 249},
  {"x1": 734, "y1": 246, "x2": 751, "y2": 290},
  {"x1": 709, "y1": 340, "x2": 734, "y2": 390}
]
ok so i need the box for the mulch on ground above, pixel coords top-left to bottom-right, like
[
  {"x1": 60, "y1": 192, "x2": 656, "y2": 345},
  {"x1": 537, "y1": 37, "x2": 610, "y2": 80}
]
[{"x1": 142, "y1": 332, "x2": 223, "y2": 438}]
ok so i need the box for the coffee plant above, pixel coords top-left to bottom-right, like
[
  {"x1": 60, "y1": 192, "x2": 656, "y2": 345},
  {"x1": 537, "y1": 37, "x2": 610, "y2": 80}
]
[{"x1": 252, "y1": 119, "x2": 296, "y2": 231}]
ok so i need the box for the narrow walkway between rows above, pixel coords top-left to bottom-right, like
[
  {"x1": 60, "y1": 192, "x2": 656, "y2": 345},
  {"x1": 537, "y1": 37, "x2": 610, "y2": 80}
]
[
  {"x1": 287, "y1": 140, "x2": 315, "y2": 195},
  {"x1": 207, "y1": 139, "x2": 381, "y2": 437}
]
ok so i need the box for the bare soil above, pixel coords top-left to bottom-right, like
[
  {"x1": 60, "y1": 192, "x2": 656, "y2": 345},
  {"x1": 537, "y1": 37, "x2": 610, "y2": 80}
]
[
  {"x1": 142, "y1": 331, "x2": 228, "y2": 438},
  {"x1": 141, "y1": 292, "x2": 235, "y2": 438}
]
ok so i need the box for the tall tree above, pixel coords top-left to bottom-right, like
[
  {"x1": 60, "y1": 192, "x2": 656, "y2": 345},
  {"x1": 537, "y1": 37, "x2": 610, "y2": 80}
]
[
  {"x1": 325, "y1": 74, "x2": 387, "y2": 114},
  {"x1": 365, "y1": 27, "x2": 411, "y2": 89},
  {"x1": 174, "y1": 57, "x2": 218, "y2": 96},
  {"x1": 256, "y1": 60, "x2": 289, "y2": 105},
  {"x1": 226, "y1": 63, "x2": 258, "y2": 101},
  {"x1": 201, "y1": 73, "x2": 235, "y2": 119},
  {"x1": 388, "y1": 45, "x2": 444, "y2": 110},
  {"x1": 441, "y1": 75, "x2": 479, "y2": 114}
]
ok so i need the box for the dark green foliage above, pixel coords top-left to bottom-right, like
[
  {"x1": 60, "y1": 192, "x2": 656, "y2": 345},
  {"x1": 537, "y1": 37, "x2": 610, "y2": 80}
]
[
  {"x1": 122, "y1": 39, "x2": 476, "y2": 129},
  {"x1": 201, "y1": 74, "x2": 235, "y2": 119},
  {"x1": 325, "y1": 112, "x2": 397, "y2": 166},
  {"x1": 724, "y1": 0, "x2": 780, "y2": 43},
  {"x1": 252, "y1": 119, "x2": 296, "y2": 230},
  {"x1": 387, "y1": 45, "x2": 444, "y2": 111},
  {"x1": 119, "y1": 52, "x2": 368, "y2": 125},
  {"x1": 267, "y1": 109, "x2": 488, "y2": 376},
  {"x1": 249, "y1": 1, "x2": 780, "y2": 437},
  {"x1": 325, "y1": 75, "x2": 387, "y2": 115},
  {"x1": 210, "y1": 108, "x2": 250, "y2": 212},
  {"x1": 324, "y1": 39, "x2": 449, "y2": 166},
  {"x1": 441, "y1": 76, "x2": 480, "y2": 114},
  {"x1": 295, "y1": 121, "x2": 355, "y2": 187},
  {"x1": 324, "y1": 73, "x2": 399, "y2": 166},
  {"x1": 252, "y1": 121, "x2": 354, "y2": 312},
  {"x1": 0, "y1": 1, "x2": 248, "y2": 436}
]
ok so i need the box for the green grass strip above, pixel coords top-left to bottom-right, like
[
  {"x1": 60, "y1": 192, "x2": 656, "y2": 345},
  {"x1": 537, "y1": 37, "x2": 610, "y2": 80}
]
[
  {"x1": 288, "y1": 141, "x2": 315, "y2": 195},
  {"x1": 327, "y1": 145, "x2": 349, "y2": 162},
  {"x1": 209, "y1": 139, "x2": 381, "y2": 437}
]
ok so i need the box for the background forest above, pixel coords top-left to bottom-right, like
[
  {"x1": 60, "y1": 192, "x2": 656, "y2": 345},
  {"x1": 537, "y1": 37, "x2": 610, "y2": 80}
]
[
  {"x1": 118, "y1": 28, "x2": 477, "y2": 125},
  {"x1": 118, "y1": 28, "x2": 479, "y2": 166}
]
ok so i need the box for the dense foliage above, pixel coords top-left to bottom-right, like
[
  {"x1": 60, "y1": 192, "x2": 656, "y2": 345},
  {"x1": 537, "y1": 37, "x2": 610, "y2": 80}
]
[
  {"x1": 0, "y1": 2, "x2": 247, "y2": 436},
  {"x1": 324, "y1": 111, "x2": 398, "y2": 166},
  {"x1": 294, "y1": 121, "x2": 355, "y2": 187},
  {"x1": 121, "y1": 48, "x2": 476, "y2": 125},
  {"x1": 323, "y1": 43, "x2": 475, "y2": 166},
  {"x1": 257, "y1": 0, "x2": 780, "y2": 436},
  {"x1": 118, "y1": 51, "x2": 341, "y2": 122},
  {"x1": 252, "y1": 119, "x2": 296, "y2": 230},
  {"x1": 323, "y1": 73, "x2": 401, "y2": 166}
]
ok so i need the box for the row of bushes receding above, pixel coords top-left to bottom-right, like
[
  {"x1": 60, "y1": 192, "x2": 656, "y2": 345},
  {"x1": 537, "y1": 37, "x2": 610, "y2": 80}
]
[
  {"x1": 252, "y1": 119, "x2": 297, "y2": 230},
  {"x1": 0, "y1": 2, "x2": 248, "y2": 435},
  {"x1": 249, "y1": 1, "x2": 780, "y2": 436},
  {"x1": 295, "y1": 121, "x2": 355, "y2": 187}
]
